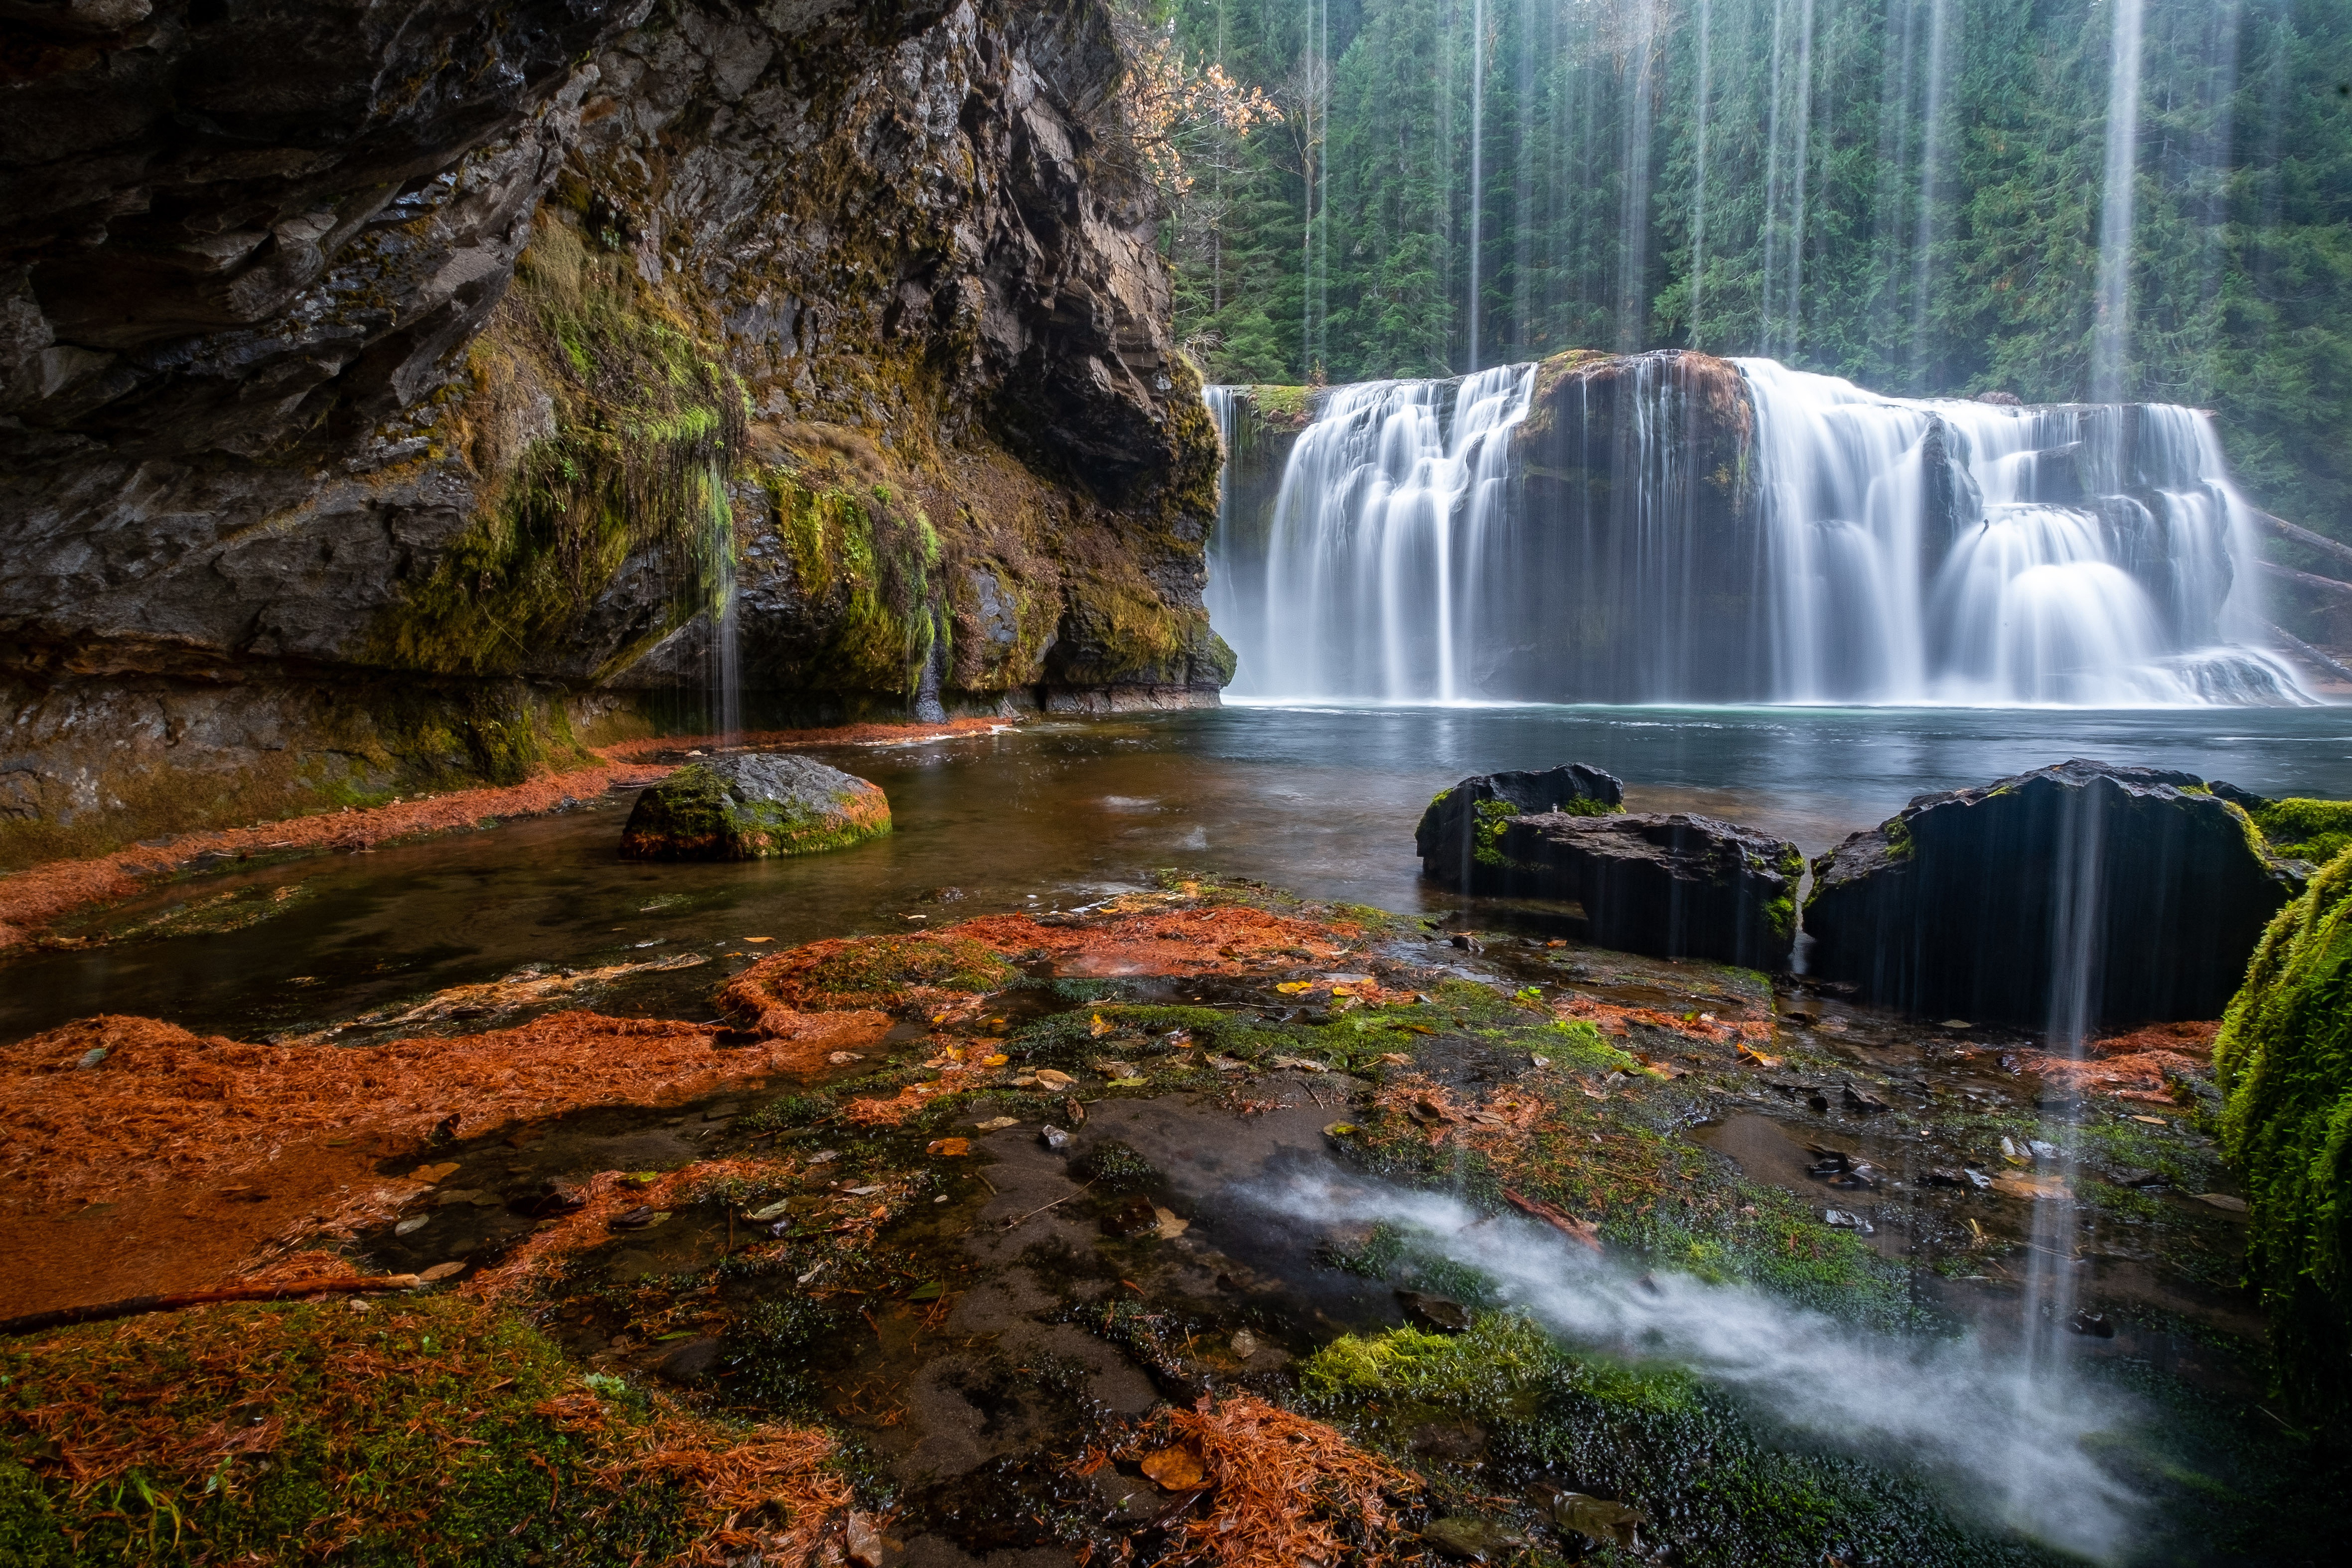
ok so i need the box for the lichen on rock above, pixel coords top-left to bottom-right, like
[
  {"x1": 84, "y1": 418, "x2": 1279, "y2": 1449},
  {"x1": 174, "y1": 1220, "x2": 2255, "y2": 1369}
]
[{"x1": 618, "y1": 753, "x2": 888, "y2": 861}]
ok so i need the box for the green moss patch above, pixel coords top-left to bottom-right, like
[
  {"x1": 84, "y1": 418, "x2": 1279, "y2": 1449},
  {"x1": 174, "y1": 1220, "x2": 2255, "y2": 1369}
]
[
  {"x1": 2213, "y1": 844, "x2": 2352, "y2": 1427},
  {"x1": 2252, "y1": 797, "x2": 2352, "y2": 867}
]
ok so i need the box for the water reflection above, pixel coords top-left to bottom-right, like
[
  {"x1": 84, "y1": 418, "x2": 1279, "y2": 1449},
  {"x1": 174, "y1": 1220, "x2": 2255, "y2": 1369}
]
[{"x1": 5, "y1": 702, "x2": 2348, "y2": 1047}]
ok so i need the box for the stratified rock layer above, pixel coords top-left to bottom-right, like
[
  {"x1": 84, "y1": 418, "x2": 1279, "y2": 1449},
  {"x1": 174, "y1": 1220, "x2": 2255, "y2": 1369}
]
[
  {"x1": 1415, "y1": 764, "x2": 1625, "y2": 886},
  {"x1": 1491, "y1": 812, "x2": 1802, "y2": 970},
  {"x1": 1806, "y1": 759, "x2": 2304, "y2": 1027},
  {"x1": 619, "y1": 754, "x2": 887, "y2": 861},
  {"x1": 0, "y1": 0, "x2": 1228, "y2": 861}
]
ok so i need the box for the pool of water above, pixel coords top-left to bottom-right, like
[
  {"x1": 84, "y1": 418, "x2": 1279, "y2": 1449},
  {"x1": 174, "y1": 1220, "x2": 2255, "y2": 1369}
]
[{"x1": 8, "y1": 702, "x2": 2349, "y2": 1047}]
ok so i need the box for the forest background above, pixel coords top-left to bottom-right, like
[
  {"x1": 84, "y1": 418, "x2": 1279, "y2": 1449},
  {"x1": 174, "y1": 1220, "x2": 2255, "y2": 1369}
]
[{"x1": 1144, "y1": 0, "x2": 2351, "y2": 546}]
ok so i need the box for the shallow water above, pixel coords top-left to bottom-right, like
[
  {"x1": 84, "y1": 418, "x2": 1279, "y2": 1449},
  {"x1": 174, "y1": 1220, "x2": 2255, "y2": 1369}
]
[{"x1": 7, "y1": 702, "x2": 2350, "y2": 1047}]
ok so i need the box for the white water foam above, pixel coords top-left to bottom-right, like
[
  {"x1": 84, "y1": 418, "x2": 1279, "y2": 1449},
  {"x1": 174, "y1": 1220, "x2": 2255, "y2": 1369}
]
[{"x1": 1244, "y1": 1172, "x2": 2141, "y2": 1562}]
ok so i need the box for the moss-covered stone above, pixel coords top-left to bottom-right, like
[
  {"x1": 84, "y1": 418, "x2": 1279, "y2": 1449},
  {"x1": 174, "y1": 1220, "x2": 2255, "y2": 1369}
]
[
  {"x1": 618, "y1": 754, "x2": 889, "y2": 861},
  {"x1": 2253, "y1": 797, "x2": 2352, "y2": 868},
  {"x1": 2213, "y1": 844, "x2": 2352, "y2": 1428}
]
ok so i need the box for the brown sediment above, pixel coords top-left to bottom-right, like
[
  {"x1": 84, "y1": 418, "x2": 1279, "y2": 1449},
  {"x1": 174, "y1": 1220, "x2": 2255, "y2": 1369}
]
[
  {"x1": 1111, "y1": 1394, "x2": 1421, "y2": 1567},
  {"x1": 1558, "y1": 991, "x2": 1774, "y2": 1044},
  {"x1": 0, "y1": 1009, "x2": 872, "y2": 1318},
  {"x1": 597, "y1": 715, "x2": 1011, "y2": 761},
  {"x1": 2007, "y1": 1019, "x2": 2219, "y2": 1103},
  {"x1": 953, "y1": 903, "x2": 1366, "y2": 977},
  {"x1": 0, "y1": 761, "x2": 670, "y2": 950}
]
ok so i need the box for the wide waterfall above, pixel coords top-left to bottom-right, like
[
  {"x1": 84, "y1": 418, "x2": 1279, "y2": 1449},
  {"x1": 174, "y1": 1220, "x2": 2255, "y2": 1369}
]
[{"x1": 1209, "y1": 356, "x2": 2311, "y2": 707}]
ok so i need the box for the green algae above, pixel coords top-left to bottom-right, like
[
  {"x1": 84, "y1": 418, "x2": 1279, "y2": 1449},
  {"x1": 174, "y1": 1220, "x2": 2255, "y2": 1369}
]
[{"x1": 2213, "y1": 843, "x2": 2352, "y2": 1428}]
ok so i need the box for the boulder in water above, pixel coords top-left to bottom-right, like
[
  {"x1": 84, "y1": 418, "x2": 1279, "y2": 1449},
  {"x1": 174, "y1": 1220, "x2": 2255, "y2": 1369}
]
[
  {"x1": 1489, "y1": 812, "x2": 1803, "y2": 969},
  {"x1": 1416, "y1": 764, "x2": 1624, "y2": 885},
  {"x1": 620, "y1": 754, "x2": 890, "y2": 860},
  {"x1": 1805, "y1": 759, "x2": 2303, "y2": 1026}
]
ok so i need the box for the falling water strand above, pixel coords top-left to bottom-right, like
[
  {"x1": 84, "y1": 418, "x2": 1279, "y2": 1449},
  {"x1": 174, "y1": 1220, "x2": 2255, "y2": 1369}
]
[
  {"x1": 1467, "y1": 0, "x2": 1485, "y2": 373},
  {"x1": 1211, "y1": 358, "x2": 2309, "y2": 707},
  {"x1": 1781, "y1": 0, "x2": 1817, "y2": 356},
  {"x1": 1687, "y1": 0, "x2": 1712, "y2": 344},
  {"x1": 1911, "y1": 0, "x2": 1952, "y2": 383},
  {"x1": 1614, "y1": 0, "x2": 1659, "y2": 353},
  {"x1": 2091, "y1": 0, "x2": 2146, "y2": 405},
  {"x1": 2021, "y1": 781, "x2": 2105, "y2": 1390}
]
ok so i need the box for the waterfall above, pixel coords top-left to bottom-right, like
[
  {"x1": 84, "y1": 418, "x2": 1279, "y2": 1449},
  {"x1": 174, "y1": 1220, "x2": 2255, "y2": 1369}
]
[
  {"x1": 1221, "y1": 367, "x2": 1531, "y2": 704},
  {"x1": 1211, "y1": 357, "x2": 2311, "y2": 708}
]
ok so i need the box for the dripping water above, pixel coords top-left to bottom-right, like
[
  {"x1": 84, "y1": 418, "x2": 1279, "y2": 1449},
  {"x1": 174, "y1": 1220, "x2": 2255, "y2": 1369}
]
[{"x1": 1467, "y1": 0, "x2": 1486, "y2": 372}]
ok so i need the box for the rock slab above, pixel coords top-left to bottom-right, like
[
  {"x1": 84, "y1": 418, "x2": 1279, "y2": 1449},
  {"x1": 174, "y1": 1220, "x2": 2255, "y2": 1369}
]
[
  {"x1": 1805, "y1": 759, "x2": 2303, "y2": 1026},
  {"x1": 1490, "y1": 811, "x2": 1803, "y2": 969},
  {"x1": 620, "y1": 754, "x2": 888, "y2": 861},
  {"x1": 1416, "y1": 764, "x2": 1625, "y2": 885}
]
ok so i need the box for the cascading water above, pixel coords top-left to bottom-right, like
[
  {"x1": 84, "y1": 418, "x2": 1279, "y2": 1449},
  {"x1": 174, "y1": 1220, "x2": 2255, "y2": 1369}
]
[
  {"x1": 1212, "y1": 356, "x2": 2311, "y2": 708},
  {"x1": 1214, "y1": 367, "x2": 1531, "y2": 705}
]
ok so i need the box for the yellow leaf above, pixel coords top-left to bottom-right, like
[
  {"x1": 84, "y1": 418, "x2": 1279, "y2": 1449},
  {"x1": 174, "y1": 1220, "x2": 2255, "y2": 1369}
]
[
  {"x1": 927, "y1": 1138, "x2": 972, "y2": 1157},
  {"x1": 1140, "y1": 1443, "x2": 1205, "y2": 1490},
  {"x1": 1089, "y1": 1014, "x2": 1113, "y2": 1037},
  {"x1": 1275, "y1": 981, "x2": 1316, "y2": 995}
]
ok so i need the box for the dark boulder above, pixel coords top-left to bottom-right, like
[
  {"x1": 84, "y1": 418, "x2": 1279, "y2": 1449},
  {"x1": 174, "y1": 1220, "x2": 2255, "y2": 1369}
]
[
  {"x1": 1489, "y1": 812, "x2": 1802, "y2": 969},
  {"x1": 1805, "y1": 759, "x2": 2305, "y2": 1027},
  {"x1": 1416, "y1": 764, "x2": 1624, "y2": 885},
  {"x1": 619, "y1": 753, "x2": 889, "y2": 861}
]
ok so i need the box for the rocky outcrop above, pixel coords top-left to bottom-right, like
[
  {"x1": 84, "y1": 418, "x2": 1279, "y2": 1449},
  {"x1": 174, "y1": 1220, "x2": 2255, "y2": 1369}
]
[
  {"x1": 1415, "y1": 764, "x2": 1624, "y2": 887},
  {"x1": 1805, "y1": 760, "x2": 2306, "y2": 1027},
  {"x1": 619, "y1": 753, "x2": 887, "y2": 859},
  {"x1": 1487, "y1": 811, "x2": 1801, "y2": 969},
  {"x1": 0, "y1": 0, "x2": 1229, "y2": 863}
]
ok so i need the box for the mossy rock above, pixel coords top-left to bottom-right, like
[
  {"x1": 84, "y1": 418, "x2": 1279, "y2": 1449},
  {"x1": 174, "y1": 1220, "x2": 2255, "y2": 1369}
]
[
  {"x1": 619, "y1": 754, "x2": 889, "y2": 860},
  {"x1": 1416, "y1": 764, "x2": 1625, "y2": 886},
  {"x1": 2214, "y1": 843, "x2": 2352, "y2": 1429}
]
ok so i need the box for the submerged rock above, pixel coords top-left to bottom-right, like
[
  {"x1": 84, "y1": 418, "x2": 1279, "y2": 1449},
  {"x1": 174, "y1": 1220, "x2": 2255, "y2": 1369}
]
[
  {"x1": 619, "y1": 755, "x2": 889, "y2": 861},
  {"x1": 1479, "y1": 811, "x2": 1802, "y2": 969},
  {"x1": 1805, "y1": 759, "x2": 2304, "y2": 1026},
  {"x1": 1416, "y1": 764, "x2": 1625, "y2": 885}
]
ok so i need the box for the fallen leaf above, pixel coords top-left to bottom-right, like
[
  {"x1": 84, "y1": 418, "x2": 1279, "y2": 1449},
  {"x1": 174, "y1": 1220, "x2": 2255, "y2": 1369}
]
[
  {"x1": 1990, "y1": 1173, "x2": 2072, "y2": 1202},
  {"x1": 1089, "y1": 1014, "x2": 1114, "y2": 1037},
  {"x1": 983, "y1": 1054, "x2": 1010, "y2": 1067},
  {"x1": 418, "y1": 1261, "x2": 466, "y2": 1283},
  {"x1": 1106, "y1": 1076, "x2": 1148, "y2": 1088},
  {"x1": 2131, "y1": 1115, "x2": 2169, "y2": 1126},
  {"x1": 1736, "y1": 1045, "x2": 1781, "y2": 1069},
  {"x1": 1140, "y1": 1443, "x2": 1206, "y2": 1490},
  {"x1": 1153, "y1": 1206, "x2": 1189, "y2": 1238},
  {"x1": 927, "y1": 1138, "x2": 972, "y2": 1157},
  {"x1": 1503, "y1": 1187, "x2": 1603, "y2": 1251},
  {"x1": 744, "y1": 936, "x2": 773, "y2": 943},
  {"x1": 907, "y1": 1280, "x2": 945, "y2": 1302},
  {"x1": 1275, "y1": 981, "x2": 1318, "y2": 995},
  {"x1": 1034, "y1": 1069, "x2": 1074, "y2": 1089},
  {"x1": 408, "y1": 1161, "x2": 459, "y2": 1183},
  {"x1": 2193, "y1": 1191, "x2": 2248, "y2": 1213},
  {"x1": 973, "y1": 1116, "x2": 1020, "y2": 1132},
  {"x1": 827, "y1": 1050, "x2": 864, "y2": 1065}
]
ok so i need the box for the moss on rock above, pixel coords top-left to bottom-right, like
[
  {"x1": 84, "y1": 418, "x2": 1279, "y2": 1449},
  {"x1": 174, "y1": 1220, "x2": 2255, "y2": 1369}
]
[
  {"x1": 618, "y1": 754, "x2": 889, "y2": 861},
  {"x1": 2214, "y1": 844, "x2": 2352, "y2": 1428},
  {"x1": 2253, "y1": 797, "x2": 2352, "y2": 868}
]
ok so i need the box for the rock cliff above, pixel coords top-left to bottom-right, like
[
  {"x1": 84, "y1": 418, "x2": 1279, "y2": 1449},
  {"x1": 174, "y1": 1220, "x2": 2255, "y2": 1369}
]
[{"x1": 0, "y1": 0, "x2": 1230, "y2": 862}]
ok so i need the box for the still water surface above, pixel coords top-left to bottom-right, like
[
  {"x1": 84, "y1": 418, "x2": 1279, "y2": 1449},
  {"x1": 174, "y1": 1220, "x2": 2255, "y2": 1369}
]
[{"x1": 8, "y1": 702, "x2": 2349, "y2": 1046}]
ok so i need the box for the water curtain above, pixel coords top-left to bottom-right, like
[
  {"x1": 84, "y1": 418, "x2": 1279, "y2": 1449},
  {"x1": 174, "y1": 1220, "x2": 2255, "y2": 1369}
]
[{"x1": 1213, "y1": 358, "x2": 2307, "y2": 707}]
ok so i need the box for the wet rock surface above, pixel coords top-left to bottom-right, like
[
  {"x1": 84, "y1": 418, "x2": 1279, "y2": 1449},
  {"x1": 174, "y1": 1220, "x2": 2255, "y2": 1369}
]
[
  {"x1": 619, "y1": 753, "x2": 890, "y2": 861},
  {"x1": 1415, "y1": 762, "x2": 1625, "y2": 884},
  {"x1": 1805, "y1": 759, "x2": 2304, "y2": 1026},
  {"x1": 1487, "y1": 810, "x2": 1803, "y2": 968}
]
